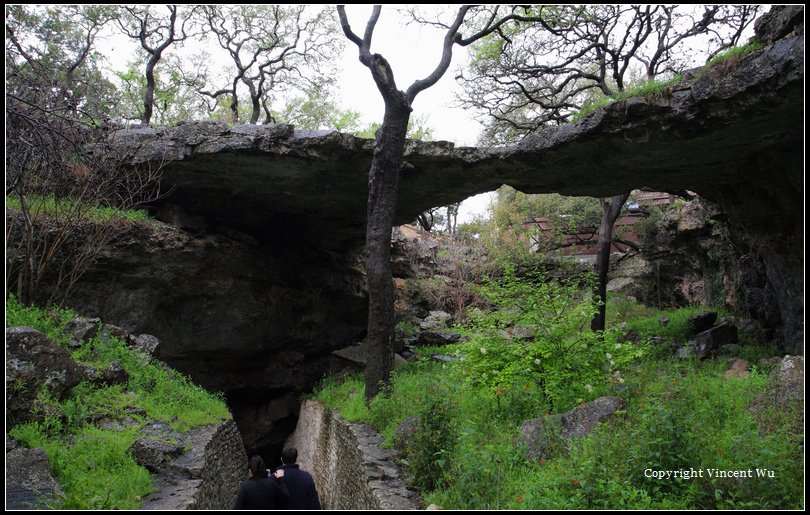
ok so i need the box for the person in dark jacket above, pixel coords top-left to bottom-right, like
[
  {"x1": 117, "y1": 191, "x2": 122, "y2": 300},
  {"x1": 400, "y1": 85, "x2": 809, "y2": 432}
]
[
  {"x1": 234, "y1": 455, "x2": 289, "y2": 509},
  {"x1": 278, "y1": 446, "x2": 321, "y2": 509}
]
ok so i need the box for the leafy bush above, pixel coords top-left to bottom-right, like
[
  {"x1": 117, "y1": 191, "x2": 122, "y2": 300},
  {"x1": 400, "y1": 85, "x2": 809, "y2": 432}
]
[
  {"x1": 405, "y1": 387, "x2": 457, "y2": 491},
  {"x1": 455, "y1": 266, "x2": 644, "y2": 411}
]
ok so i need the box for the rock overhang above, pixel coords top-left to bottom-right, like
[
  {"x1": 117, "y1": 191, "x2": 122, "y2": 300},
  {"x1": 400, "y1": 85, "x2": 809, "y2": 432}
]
[{"x1": 109, "y1": 32, "x2": 802, "y2": 252}]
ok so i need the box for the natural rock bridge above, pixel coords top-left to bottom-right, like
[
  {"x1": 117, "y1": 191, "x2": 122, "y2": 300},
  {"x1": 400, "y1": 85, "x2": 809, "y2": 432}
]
[{"x1": 69, "y1": 21, "x2": 803, "y2": 458}]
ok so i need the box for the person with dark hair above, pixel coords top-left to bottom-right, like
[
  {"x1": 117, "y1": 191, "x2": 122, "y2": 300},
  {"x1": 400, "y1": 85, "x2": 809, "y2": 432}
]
[
  {"x1": 233, "y1": 455, "x2": 289, "y2": 509},
  {"x1": 278, "y1": 446, "x2": 321, "y2": 509}
]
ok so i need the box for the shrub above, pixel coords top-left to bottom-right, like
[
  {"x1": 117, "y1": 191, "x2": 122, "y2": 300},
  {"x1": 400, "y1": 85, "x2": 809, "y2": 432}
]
[{"x1": 456, "y1": 265, "x2": 644, "y2": 411}]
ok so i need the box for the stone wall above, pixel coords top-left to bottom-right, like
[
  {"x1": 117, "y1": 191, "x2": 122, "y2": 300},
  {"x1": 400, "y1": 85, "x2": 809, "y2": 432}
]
[
  {"x1": 286, "y1": 400, "x2": 421, "y2": 510},
  {"x1": 141, "y1": 420, "x2": 246, "y2": 510}
]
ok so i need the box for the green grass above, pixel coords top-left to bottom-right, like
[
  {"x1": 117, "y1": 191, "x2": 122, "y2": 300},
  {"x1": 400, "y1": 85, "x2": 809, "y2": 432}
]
[
  {"x1": 314, "y1": 304, "x2": 803, "y2": 510},
  {"x1": 571, "y1": 75, "x2": 683, "y2": 123},
  {"x1": 6, "y1": 294, "x2": 231, "y2": 508},
  {"x1": 705, "y1": 40, "x2": 764, "y2": 69},
  {"x1": 6, "y1": 194, "x2": 151, "y2": 223}
]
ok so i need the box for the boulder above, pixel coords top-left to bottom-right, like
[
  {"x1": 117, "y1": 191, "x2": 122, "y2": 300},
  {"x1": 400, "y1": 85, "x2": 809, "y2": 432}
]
[
  {"x1": 519, "y1": 397, "x2": 626, "y2": 462},
  {"x1": 754, "y1": 5, "x2": 804, "y2": 44},
  {"x1": 6, "y1": 447, "x2": 65, "y2": 509},
  {"x1": 724, "y1": 359, "x2": 750, "y2": 379},
  {"x1": 769, "y1": 355, "x2": 804, "y2": 405},
  {"x1": 676, "y1": 346, "x2": 693, "y2": 359},
  {"x1": 419, "y1": 311, "x2": 453, "y2": 331},
  {"x1": 430, "y1": 354, "x2": 458, "y2": 363},
  {"x1": 689, "y1": 311, "x2": 718, "y2": 334},
  {"x1": 129, "y1": 333, "x2": 160, "y2": 355},
  {"x1": 63, "y1": 317, "x2": 101, "y2": 345},
  {"x1": 719, "y1": 344, "x2": 741, "y2": 357},
  {"x1": 393, "y1": 416, "x2": 419, "y2": 453},
  {"x1": 331, "y1": 344, "x2": 408, "y2": 370},
  {"x1": 690, "y1": 323, "x2": 738, "y2": 359},
  {"x1": 100, "y1": 361, "x2": 130, "y2": 386},
  {"x1": 102, "y1": 323, "x2": 131, "y2": 341},
  {"x1": 6, "y1": 327, "x2": 86, "y2": 425},
  {"x1": 129, "y1": 438, "x2": 185, "y2": 473}
]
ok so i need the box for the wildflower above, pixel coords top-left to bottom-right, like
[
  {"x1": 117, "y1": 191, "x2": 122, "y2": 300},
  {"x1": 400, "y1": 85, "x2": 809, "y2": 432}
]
[
  {"x1": 572, "y1": 479, "x2": 581, "y2": 487},
  {"x1": 495, "y1": 388, "x2": 506, "y2": 395},
  {"x1": 534, "y1": 358, "x2": 541, "y2": 365},
  {"x1": 618, "y1": 377, "x2": 625, "y2": 384},
  {"x1": 480, "y1": 347, "x2": 488, "y2": 355},
  {"x1": 516, "y1": 495, "x2": 524, "y2": 502},
  {"x1": 605, "y1": 352, "x2": 612, "y2": 360},
  {"x1": 615, "y1": 343, "x2": 622, "y2": 349},
  {"x1": 482, "y1": 373, "x2": 488, "y2": 380},
  {"x1": 585, "y1": 384, "x2": 593, "y2": 392}
]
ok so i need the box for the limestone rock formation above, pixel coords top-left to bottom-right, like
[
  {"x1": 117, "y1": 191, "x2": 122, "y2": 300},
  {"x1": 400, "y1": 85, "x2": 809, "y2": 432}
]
[
  {"x1": 6, "y1": 327, "x2": 86, "y2": 425},
  {"x1": 102, "y1": 24, "x2": 802, "y2": 353},
  {"x1": 6, "y1": 446, "x2": 65, "y2": 509}
]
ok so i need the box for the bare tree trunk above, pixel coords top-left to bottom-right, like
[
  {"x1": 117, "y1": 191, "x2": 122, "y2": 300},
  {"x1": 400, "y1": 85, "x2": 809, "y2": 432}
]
[
  {"x1": 142, "y1": 55, "x2": 159, "y2": 126},
  {"x1": 364, "y1": 101, "x2": 410, "y2": 402},
  {"x1": 591, "y1": 192, "x2": 629, "y2": 332}
]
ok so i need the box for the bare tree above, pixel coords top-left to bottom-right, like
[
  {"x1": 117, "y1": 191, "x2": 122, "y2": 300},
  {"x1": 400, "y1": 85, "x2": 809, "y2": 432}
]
[
  {"x1": 337, "y1": 4, "x2": 541, "y2": 401},
  {"x1": 191, "y1": 5, "x2": 340, "y2": 125},
  {"x1": 115, "y1": 5, "x2": 198, "y2": 126}
]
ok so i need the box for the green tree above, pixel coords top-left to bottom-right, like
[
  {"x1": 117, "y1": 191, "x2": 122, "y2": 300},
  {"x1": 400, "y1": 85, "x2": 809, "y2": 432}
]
[
  {"x1": 114, "y1": 58, "x2": 209, "y2": 126},
  {"x1": 458, "y1": 4, "x2": 760, "y2": 331},
  {"x1": 276, "y1": 84, "x2": 362, "y2": 132},
  {"x1": 6, "y1": 4, "x2": 119, "y2": 122}
]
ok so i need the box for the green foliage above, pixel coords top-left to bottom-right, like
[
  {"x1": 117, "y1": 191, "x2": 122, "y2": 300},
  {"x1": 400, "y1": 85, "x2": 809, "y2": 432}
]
[
  {"x1": 395, "y1": 320, "x2": 420, "y2": 337},
  {"x1": 6, "y1": 294, "x2": 76, "y2": 346},
  {"x1": 6, "y1": 297, "x2": 231, "y2": 508},
  {"x1": 276, "y1": 83, "x2": 362, "y2": 132},
  {"x1": 6, "y1": 195, "x2": 151, "y2": 223},
  {"x1": 457, "y1": 265, "x2": 644, "y2": 411},
  {"x1": 354, "y1": 114, "x2": 435, "y2": 141},
  {"x1": 571, "y1": 75, "x2": 683, "y2": 123},
  {"x1": 621, "y1": 304, "x2": 707, "y2": 344},
  {"x1": 405, "y1": 388, "x2": 457, "y2": 491},
  {"x1": 705, "y1": 39, "x2": 764, "y2": 68},
  {"x1": 10, "y1": 423, "x2": 154, "y2": 509},
  {"x1": 315, "y1": 296, "x2": 802, "y2": 509}
]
